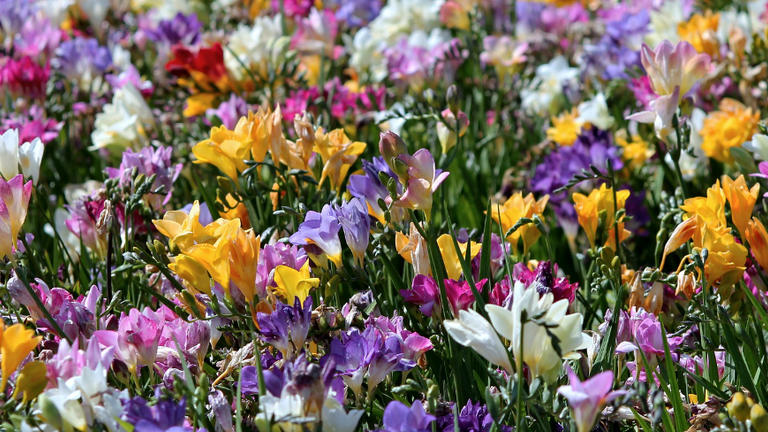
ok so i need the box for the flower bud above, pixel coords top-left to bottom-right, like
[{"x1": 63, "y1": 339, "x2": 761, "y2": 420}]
[
  {"x1": 728, "y1": 392, "x2": 750, "y2": 421},
  {"x1": 379, "y1": 131, "x2": 407, "y2": 165}
]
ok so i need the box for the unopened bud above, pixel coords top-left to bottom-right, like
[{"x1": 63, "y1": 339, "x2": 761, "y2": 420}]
[
  {"x1": 379, "y1": 131, "x2": 407, "y2": 164},
  {"x1": 96, "y1": 200, "x2": 114, "y2": 237}
]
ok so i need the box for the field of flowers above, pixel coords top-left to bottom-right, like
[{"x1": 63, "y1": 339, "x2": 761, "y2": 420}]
[{"x1": 4, "y1": 0, "x2": 768, "y2": 430}]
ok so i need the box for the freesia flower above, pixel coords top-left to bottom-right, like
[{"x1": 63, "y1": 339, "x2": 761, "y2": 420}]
[
  {"x1": 435, "y1": 233, "x2": 481, "y2": 280},
  {"x1": 721, "y1": 175, "x2": 759, "y2": 239},
  {"x1": 379, "y1": 400, "x2": 435, "y2": 432},
  {"x1": 0, "y1": 322, "x2": 42, "y2": 392},
  {"x1": 485, "y1": 280, "x2": 590, "y2": 382},
  {"x1": 401, "y1": 274, "x2": 440, "y2": 317},
  {"x1": 745, "y1": 218, "x2": 768, "y2": 272},
  {"x1": 444, "y1": 308, "x2": 513, "y2": 373},
  {"x1": 395, "y1": 224, "x2": 430, "y2": 276},
  {"x1": 677, "y1": 11, "x2": 720, "y2": 58},
  {"x1": 557, "y1": 367, "x2": 625, "y2": 432},
  {"x1": 480, "y1": 35, "x2": 528, "y2": 80},
  {"x1": 394, "y1": 148, "x2": 450, "y2": 218},
  {"x1": 436, "y1": 108, "x2": 469, "y2": 154},
  {"x1": 313, "y1": 128, "x2": 366, "y2": 192},
  {"x1": 272, "y1": 261, "x2": 320, "y2": 303},
  {"x1": 0, "y1": 128, "x2": 44, "y2": 184},
  {"x1": 334, "y1": 198, "x2": 371, "y2": 266},
  {"x1": 0, "y1": 174, "x2": 33, "y2": 258},
  {"x1": 257, "y1": 297, "x2": 312, "y2": 360},
  {"x1": 491, "y1": 192, "x2": 549, "y2": 255},
  {"x1": 106, "y1": 145, "x2": 182, "y2": 209},
  {"x1": 547, "y1": 109, "x2": 581, "y2": 146},
  {"x1": 700, "y1": 99, "x2": 759, "y2": 164},
  {"x1": 445, "y1": 278, "x2": 487, "y2": 316},
  {"x1": 90, "y1": 84, "x2": 153, "y2": 154},
  {"x1": 289, "y1": 204, "x2": 343, "y2": 267},
  {"x1": 572, "y1": 184, "x2": 631, "y2": 250},
  {"x1": 628, "y1": 40, "x2": 711, "y2": 137}
]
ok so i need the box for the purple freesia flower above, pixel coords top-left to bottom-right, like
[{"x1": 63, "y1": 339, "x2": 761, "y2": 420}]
[
  {"x1": 401, "y1": 274, "x2": 440, "y2": 317},
  {"x1": 256, "y1": 242, "x2": 308, "y2": 297},
  {"x1": 436, "y1": 400, "x2": 512, "y2": 432},
  {"x1": 289, "y1": 204, "x2": 343, "y2": 267},
  {"x1": 256, "y1": 297, "x2": 312, "y2": 360},
  {"x1": 380, "y1": 401, "x2": 435, "y2": 432},
  {"x1": 106, "y1": 146, "x2": 182, "y2": 209},
  {"x1": 334, "y1": 198, "x2": 371, "y2": 265},
  {"x1": 332, "y1": 0, "x2": 382, "y2": 27},
  {"x1": 513, "y1": 261, "x2": 579, "y2": 304},
  {"x1": 123, "y1": 390, "x2": 191, "y2": 432},
  {"x1": 207, "y1": 94, "x2": 248, "y2": 129},
  {"x1": 348, "y1": 156, "x2": 401, "y2": 224},
  {"x1": 531, "y1": 128, "x2": 622, "y2": 235},
  {"x1": 54, "y1": 37, "x2": 113, "y2": 79},
  {"x1": 557, "y1": 367, "x2": 625, "y2": 432},
  {"x1": 145, "y1": 13, "x2": 202, "y2": 47}
]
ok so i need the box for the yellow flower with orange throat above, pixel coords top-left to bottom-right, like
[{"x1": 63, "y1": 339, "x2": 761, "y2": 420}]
[
  {"x1": 700, "y1": 99, "x2": 759, "y2": 164},
  {"x1": 746, "y1": 217, "x2": 768, "y2": 272},
  {"x1": 1, "y1": 322, "x2": 42, "y2": 392},
  {"x1": 721, "y1": 175, "x2": 759, "y2": 239},
  {"x1": 662, "y1": 180, "x2": 748, "y2": 289},
  {"x1": 547, "y1": 109, "x2": 581, "y2": 146},
  {"x1": 395, "y1": 227, "x2": 481, "y2": 280},
  {"x1": 677, "y1": 11, "x2": 720, "y2": 58},
  {"x1": 572, "y1": 184, "x2": 631, "y2": 250},
  {"x1": 491, "y1": 192, "x2": 549, "y2": 255}
]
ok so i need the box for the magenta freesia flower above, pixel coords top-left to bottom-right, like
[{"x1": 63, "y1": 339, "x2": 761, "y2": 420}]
[
  {"x1": 401, "y1": 274, "x2": 440, "y2": 317},
  {"x1": 445, "y1": 278, "x2": 487, "y2": 316},
  {"x1": 557, "y1": 367, "x2": 625, "y2": 432}
]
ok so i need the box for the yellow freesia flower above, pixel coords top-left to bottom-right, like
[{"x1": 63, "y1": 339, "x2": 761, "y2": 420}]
[
  {"x1": 677, "y1": 11, "x2": 720, "y2": 58},
  {"x1": 616, "y1": 132, "x2": 653, "y2": 170},
  {"x1": 700, "y1": 99, "x2": 759, "y2": 164},
  {"x1": 12, "y1": 360, "x2": 47, "y2": 403},
  {"x1": 722, "y1": 175, "x2": 759, "y2": 239},
  {"x1": 491, "y1": 192, "x2": 549, "y2": 255},
  {"x1": 314, "y1": 129, "x2": 366, "y2": 192},
  {"x1": 228, "y1": 229, "x2": 261, "y2": 303},
  {"x1": 183, "y1": 218, "x2": 241, "y2": 294},
  {"x1": 680, "y1": 180, "x2": 727, "y2": 228},
  {"x1": 0, "y1": 322, "x2": 42, "y2": 392},
  {"x1": 219, "y1": 194, "x2": 251, "y2": 228},
  {"x1": 170, "y1": 254, "x2": 212, "y2": 296},
  {"x1": 436, "y1": 234, "x2": 481, "y2": 280},
  {"x1": 271, "y1": 113, "x2": 315, "y2": 172},
  {"x1": 746, "y1": 218, "x2": 768, "y2": 272},
  {"x1": 183, "y1": 93, "x2": 218, "y2": 117},
  {"x1": 153, "y1": 201, "x2": 210, "y2": 252},
  {"x1": 572, "y1": 184, "x2": 630, "y2": 250},
  {"x1": 547, "y1": 109, "x2": 581, "y2": 146},
  {"x1": 273, "y1": 261, "x2": 320, "y2": 303},
  {"x1": 192, "y1": 125, "x2": 251, "y2": 180}
]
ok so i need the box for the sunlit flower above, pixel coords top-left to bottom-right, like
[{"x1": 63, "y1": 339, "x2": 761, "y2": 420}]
[
  {"x1": 272, "y1": 261, "x2": 320, "y2": 305},
  {"x1": 721, "y1": 175, "x2": 759, "y2": 239},
  {"x1": 677, "y1": 11, "x2": 720, "y2": 58},
  {"x1": 616, "y1": 132, "x2": 653, "y2": 170},
  {"x1": 192, "y1": 125, "x2": 251, "y2": 180},
  {"x1": 479, "y1": 35, "x2": 528, "y2": 80},
  {"x1": 436, "y1": 234, "x2": 481, "y2": 281},
  {"x1": 572, "y1": 184, "x2": 631, "y2": 250},
  {"x1": 289, "y1": 204, "x2": 343, "y2": 268},
  {"x1": 444, "y1": 308, "x2": 513, "y2": 373},
  {"x1": 153, "y1": 201, "x2": 213, "y2": 252},
  {"x1": 313, "y1": 128, "x2": 367, "y2": 192},
  {"x1": 746, "y1": 218, "x2": 768, "y2": 272},
  {"x1": 547, "y1": 109, "x2": 581, "y2": 146},
  {"x1": 90, "y1": 84, "x2": 153, "y2": 154},
  {"x1": 395, "y1": 224, "x2": 430, "y2": 276},
  {"x1": 394, "y1": 149, "x2": 450, "y2": 217},
  {"x1": 486, "y1": 280, "x2": 590, "y2": 382},
  {"x1": 700, "y1": 99, "x2": 759, "y2": 164},
  {"x1": 0, "y1": 322, "x2": 42, "y2": 392},
  {"x1": 0, "y1": 174, "x2": 33, "y2": 258},
  {"x1": 557, "y1": 367, "x2": 625, "y2": 432},
  {"x1": 491, "y1": 192, "x2": 549, "y2": 256},
  {"x1": 575, "y1": 93, "x2": 615, "y2": 131},
  {"x1": 0, "y1": 129, "x2": 44, "y2": 184}
]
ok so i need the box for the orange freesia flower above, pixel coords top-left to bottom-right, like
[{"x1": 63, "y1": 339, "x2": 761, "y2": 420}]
[
  {"x1": 745, "y1": 217, "x2": 768, "y2": 271},
  {"x1": 491, "y1": 192, "x2": 549, "y2": 255},
  {"x1": 572, "y1": 184, "x2": 630, "y2": 250},
  {"x1": 0, "y1": 322, "x2": 42, "y2": 392},
  {"x1": 228, "y1": 228, "x2": 261, "y2": 303},
  {"x1": 313, "y1": 129, "x2": 366, "y2": 192},
  {"x1": 722, "y1": 175, "x2": 759, "y2": 239}
]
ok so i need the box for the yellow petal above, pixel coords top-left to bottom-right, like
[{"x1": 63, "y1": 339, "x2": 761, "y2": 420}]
[
  {"x1": 0, "y1": 324, "x2": 41, "y2": 392},
  {"x1": 12, "y1": 360, "x2": 47, "y2": 403}
]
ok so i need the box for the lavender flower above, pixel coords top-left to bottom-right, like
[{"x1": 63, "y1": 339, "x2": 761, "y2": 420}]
[
  {"x1": 289, "y1": 204, "x2": 343, "y2": 267},
  {"x1": 54, "y1": 37, "x2": 113, "y2": 80},
  {"x1": 256, "y1": 242, "x2": 308, "y2": 297},
  {"x1": 334, "y1": 198, "x2": 371, "y2": 265},
  {"x1": 256, "y1": 297, "x2": 313, "y2": 360},
  {"x1": 106, "y1": 146, "x2": 182, "y2": 209},
  {"x1": 122, "y1": 390, "x2": 191, "y2": 432},
  {"x1": 348, "y1": 156, "x2": 400, "y2": 224},
  {"x1": 332, "y1": 0, "x2": 382, "y2": 27},
  {"x1": 436, "y1": 400, "x2": 512, "y2": 432},
  {"x1": 206, "y1": 94, "x2": 248, "y2": 129},
  {"x1": 380, "y1": 401, "x2": 435, "y2": 432},
  {"x1": 557, "y1": 367, "x2": 625, "y2": 432}
]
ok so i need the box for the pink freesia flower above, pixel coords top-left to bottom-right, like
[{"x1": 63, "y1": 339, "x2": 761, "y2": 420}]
[
  {"x1": 94, "y1": 307, "x2": 163, "y2": 374},
  {"x1": 0, "y1": 56, "x2": 49, "y2": 100},
  {"x1": 557, "y1": 367, "x2": 625, "y2": 432},
  {"x1": 0, "y1": 174, "x2": 32, "y2": 258},
  {"x1": 628, "y1": 41, "x2": 711, "y2": 136},
  {"x1": 444, "y1": 278, "x2": 487, "y2": 316},
  {"x1": 291, "y1": 8, "x2": 341, "y2": 59},
  {"x1": 401, "y1": 274, "x2": 440, "y2": 317},
  {"x1": 751, "y1": 161, "x2": 768, "y2": 197},
  {"x1": 394, "y1": 149, "x2": 450, "y2": 217},
  {"x1": 46, "y1": 337, "x2": 114, "y2": 386}
]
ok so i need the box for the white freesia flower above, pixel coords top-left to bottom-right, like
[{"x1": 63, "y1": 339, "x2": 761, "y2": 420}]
[
  {"x1": 743, "y1": 134, "x2": 768, "y2": 161},
  {"x1": 576, "y1": 93, "x2": 615, "y2": 130},
  {"x1": 91, "y1": 84, "x2": 153, "y2": 152},
  {"x1": 19, "y1": 138, "x2": 44, "y2": 184},
  {"x1": 224, "y1": 15, "x2": 284, "y2": 81},
  {"x1": 485, "y1": 281, "x2": 590, "y2": 382},
  {"x1": 444, "y1": 308, "x2": 513, "y2": 373},
  {"x1": 0, "y1": 129, "x2": 20, "y2": 179},
  {"x1": 669, "y1": 107, "x2": 708, "y2": 180},
  {"x1": 521, "y1": 56, "x2": 578, "y2": 116},
  {"x1": 645, "y1": 0, "x2": 685, "y2": 47},
  {"x1": 322, "y1": 392, "x2": 364, "y2": 432},
  {"x1": 0, "y1": 129, "x2": 45, "y2": 184}
]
